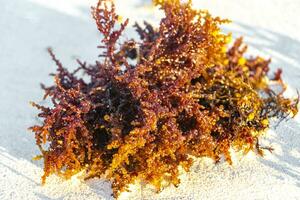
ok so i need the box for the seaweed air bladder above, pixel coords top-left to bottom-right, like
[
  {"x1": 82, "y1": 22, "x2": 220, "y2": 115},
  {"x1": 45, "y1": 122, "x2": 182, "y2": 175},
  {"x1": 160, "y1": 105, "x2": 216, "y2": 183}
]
[{"x1": 29, "y1": 0, "x2": 299, "y2": 198}]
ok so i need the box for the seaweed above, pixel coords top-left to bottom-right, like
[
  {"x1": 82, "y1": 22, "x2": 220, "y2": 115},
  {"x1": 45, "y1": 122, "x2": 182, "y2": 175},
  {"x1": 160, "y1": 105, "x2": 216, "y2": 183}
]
[{"x1": 30, "y1": 0, "x2": 299, "y2": 198}]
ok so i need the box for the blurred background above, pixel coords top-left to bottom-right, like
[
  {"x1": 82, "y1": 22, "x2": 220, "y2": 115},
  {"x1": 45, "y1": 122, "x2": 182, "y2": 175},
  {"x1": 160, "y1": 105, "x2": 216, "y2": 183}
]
[{"x1": 0, "y1": 0, "x2": 300, "y2": 199}]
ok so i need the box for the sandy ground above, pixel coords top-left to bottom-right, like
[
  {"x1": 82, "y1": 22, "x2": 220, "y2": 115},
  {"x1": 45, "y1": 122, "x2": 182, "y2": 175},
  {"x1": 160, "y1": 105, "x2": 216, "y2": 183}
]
[{"x1": 0, "y1": 0, "x2": 300, "y2": 199}]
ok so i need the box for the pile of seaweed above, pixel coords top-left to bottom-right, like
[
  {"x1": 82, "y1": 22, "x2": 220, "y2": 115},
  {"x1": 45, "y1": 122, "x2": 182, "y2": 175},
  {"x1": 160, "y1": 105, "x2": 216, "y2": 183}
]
[{"x1": 30, "y1": 0, "x2": 299, "y2": 198}]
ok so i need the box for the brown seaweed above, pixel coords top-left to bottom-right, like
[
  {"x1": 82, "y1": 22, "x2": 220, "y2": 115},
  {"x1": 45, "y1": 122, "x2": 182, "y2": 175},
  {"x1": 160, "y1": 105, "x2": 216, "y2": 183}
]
[{"x1": 30, "y1": 0, "x2": 299, "y2": 198}]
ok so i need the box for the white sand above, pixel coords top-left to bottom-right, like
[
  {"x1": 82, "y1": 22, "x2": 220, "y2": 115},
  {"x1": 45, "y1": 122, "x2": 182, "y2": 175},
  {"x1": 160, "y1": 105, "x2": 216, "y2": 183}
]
[{"x1": 0, "y1": 0, "x2": 300, "y2": 199}]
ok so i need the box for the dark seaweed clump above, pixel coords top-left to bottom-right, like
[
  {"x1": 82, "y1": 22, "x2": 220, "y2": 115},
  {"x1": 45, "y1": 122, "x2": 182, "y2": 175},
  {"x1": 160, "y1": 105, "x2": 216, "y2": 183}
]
[{"x1": 30, "y1": 0, "x2": 299, "y2": 198}]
